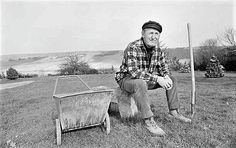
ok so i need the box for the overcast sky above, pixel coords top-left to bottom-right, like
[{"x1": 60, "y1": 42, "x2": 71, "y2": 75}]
[{"x1": 1, "y1": 0, "x2": 235, "y2": 55}]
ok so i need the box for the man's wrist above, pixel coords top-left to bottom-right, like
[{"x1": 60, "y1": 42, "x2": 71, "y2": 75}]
[
  {"x1": 164, "y1": 75, "x2": 169, "y2": 79},
  {"x1": 154, "y1": 75, "x2": 162, "y2": 82}
]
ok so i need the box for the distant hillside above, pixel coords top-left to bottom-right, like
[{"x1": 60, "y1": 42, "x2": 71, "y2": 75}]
[
  {"x1": 92, "y1": 50, "x2": 123, "y2": 68},
  {"x1": 0, "y1": 51, "x2": 96, "y2": 63},
  {"x1": 0, "y1": 51, "x2": 100, "y2": 75},
  {"x1": 0, "y1": 47, "x2": 199, "y2": 75}
]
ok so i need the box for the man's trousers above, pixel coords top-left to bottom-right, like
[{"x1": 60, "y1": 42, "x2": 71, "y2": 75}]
[{"x1": 118, "y1": 75, "x2": 180, "y2": 119}]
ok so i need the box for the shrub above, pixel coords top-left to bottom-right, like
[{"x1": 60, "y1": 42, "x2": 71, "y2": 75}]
[
  {"x1": 0, "y1": 74, "x2": 3, "y2": 79},
  {"x1": 18, "y1": 73, "x2": 25, "y2": 78},
  {"x1": 0, "y1": 72, "x2": 5, "y2": 79},
  {"x1": 18, "y1": 73, "x2": 38, "y2": 78},
  {"x1": 59, "y1": 54, "x2": 99, "y2": 75},
  {"x1": 6, "y1": 67, "x2": 19, "y2": 80},
  {"x1": 26, "y1": 74, "x2": 38, "y2": 78},
  {"x1": 48, "y1": 73, "x2": 60, "y2": 76},
  {"x1": 168, "y1": 57, "x2": 182, "y2": 71},
  {"x1": 179, "y1": 63, "x2": 191, "y2": 73},
  {"x1": 85, "y1": 68, "x2": 99, "y2": 74},
  {"x1": 98, "y1": 68, "x2": 115, "y2": 74}
]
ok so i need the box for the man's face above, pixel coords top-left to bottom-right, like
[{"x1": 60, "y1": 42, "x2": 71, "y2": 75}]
[{"x1": 142, "y1": 28, "x2": 160, "y2": 48}]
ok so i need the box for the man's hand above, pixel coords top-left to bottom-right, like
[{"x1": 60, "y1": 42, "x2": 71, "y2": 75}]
[
  {"x1": 157, "y1": 76, "x2": 173, "y2": 90},
  {"x1": 164, "y1": 75, "x2": 173, "y2": 89}
]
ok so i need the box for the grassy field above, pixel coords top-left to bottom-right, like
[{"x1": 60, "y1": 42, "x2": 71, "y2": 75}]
[{"x1": 0, "y1": 72, "x2": 236, "y2": 148}]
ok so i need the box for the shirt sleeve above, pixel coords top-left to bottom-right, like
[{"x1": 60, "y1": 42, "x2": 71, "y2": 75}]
[
  {"x1": 125, "y1": 46, "x2": 158, "y2": 82},
  {"x1": 158, "y1": 51, "x2": 170, "y2": 76}
]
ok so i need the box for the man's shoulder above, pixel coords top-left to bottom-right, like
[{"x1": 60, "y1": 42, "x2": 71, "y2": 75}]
[{"x1": 128, "y1": 38, "x2": 143, "y2": 48}]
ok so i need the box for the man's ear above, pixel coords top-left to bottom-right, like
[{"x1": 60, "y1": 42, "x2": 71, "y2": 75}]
[{"x1": 141, "y1": 30, "x2": 145, "y2": 38}]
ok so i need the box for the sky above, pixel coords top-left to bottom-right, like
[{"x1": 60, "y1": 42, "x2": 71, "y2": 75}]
[{"x1": 1, "y1": 0, "x2": 235, "y2": 55}]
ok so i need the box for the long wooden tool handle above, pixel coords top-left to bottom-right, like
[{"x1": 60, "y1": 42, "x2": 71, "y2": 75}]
[{"x1": 187, "y1": 23, "x2": 196, "y2": 116}]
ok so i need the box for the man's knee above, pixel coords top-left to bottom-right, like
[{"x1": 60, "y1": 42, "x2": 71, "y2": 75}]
[
  {"x1": 169, "y1": 75, "x2": 177, "y2": 87},
  {"x1": 133, "y1": 79, "x2": 147, "y2": 92}
]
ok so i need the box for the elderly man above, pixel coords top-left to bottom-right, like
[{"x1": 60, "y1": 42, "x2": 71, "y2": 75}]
[{"x1": 115, "y1": 20, "x2": 191, "y2": 136}]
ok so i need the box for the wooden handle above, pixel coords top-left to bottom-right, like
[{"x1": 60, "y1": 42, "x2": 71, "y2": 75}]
[{"x1": 187, "y1": 23, "x2": 196, "y2": 115}]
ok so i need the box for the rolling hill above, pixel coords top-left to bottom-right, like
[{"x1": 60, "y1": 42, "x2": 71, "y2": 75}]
[{"x1": 0, "y1": 47, "x2": 192, "y2": 75}]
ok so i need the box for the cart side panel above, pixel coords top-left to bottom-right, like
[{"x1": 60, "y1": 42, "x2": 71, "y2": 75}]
[{"x1": 60, "y1": 92, "x2": 112, "y2": 131}]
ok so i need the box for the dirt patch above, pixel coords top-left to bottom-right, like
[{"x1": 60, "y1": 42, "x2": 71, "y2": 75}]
[{"x1": 0, "y1": 81, "x2": 34, "y2": 91}]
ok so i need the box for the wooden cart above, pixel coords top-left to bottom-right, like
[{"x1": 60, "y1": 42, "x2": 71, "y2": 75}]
[{"x1": 53, "y1": 75, "x2": 113, "y2": 145}]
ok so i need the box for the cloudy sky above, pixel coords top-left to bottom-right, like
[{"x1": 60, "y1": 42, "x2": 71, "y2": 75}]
[{"x1": 1, "y1": 0, "x2": 235, "y2": 55}]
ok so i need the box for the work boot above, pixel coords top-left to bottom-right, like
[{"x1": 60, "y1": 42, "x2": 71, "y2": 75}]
[
  {"x1": 168, "y1": 110, "x2": 191, "y2": 123},
  {"x1": 144, "y1": 117, "x2": 166, "y2": 136}
]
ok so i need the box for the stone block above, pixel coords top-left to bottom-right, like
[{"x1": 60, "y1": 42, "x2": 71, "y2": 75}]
[{"x1": 113, "y1": 87, "x2": 138, "y2": 118}]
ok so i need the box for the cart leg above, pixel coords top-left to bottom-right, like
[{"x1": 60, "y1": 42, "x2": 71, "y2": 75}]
[
  {"x1": 56, "y1": 119, "x2": 62, "y2": 145},
  {"x1": 104, "y1": 112, "x2": 111, "y2": 134}
]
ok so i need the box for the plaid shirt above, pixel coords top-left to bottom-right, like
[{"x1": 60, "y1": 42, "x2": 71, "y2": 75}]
[{"x1": 115, "y1": 38, "x2": 170, "y2": 83}]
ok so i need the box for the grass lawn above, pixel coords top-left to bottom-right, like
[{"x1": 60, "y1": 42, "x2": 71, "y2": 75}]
[{"x1": 0, "y1": 72, "x2": 236, "y2": 148}]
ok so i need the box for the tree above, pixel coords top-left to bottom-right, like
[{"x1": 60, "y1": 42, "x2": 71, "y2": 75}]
[
  {"x1": 218, "y1": 28, "x2": 236, "y2": 47},
  {"x1": 6, "y1": 67, "x2": 19, "y2": 80},
  {"x1": 217, "y1": 28, "x2": 236, "y2": 71},
  {"x1": 59, "y1": 54, "x2": 98, "y2": 75}
]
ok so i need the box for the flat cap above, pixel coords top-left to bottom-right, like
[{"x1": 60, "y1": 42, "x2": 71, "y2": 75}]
[{"x1": 142, "y1": 21, "x2": 162, "y2": 33}]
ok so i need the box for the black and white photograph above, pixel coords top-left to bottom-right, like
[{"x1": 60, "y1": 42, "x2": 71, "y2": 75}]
[{"x1": 1, "y1": 0, "x2": 236, "y2": 147}]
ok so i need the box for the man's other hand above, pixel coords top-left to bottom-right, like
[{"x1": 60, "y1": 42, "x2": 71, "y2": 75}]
[{"x1": 157, "y1": 76, "x2": 173, "y2": 90}]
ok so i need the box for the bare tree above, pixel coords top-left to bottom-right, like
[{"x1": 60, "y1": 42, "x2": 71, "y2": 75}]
[
  {"x1": 203, "y1": 38, "x2": 218, "y2": 47},
  {"x1": 217, "y1": 28, "x2": 236, "y2": 47},
  {"x1": 199, "y1": 39, "x2": 218, "y2": 59},
  {"x1": 59, "y1": 53, "x2": 90, "y2": 75}
]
